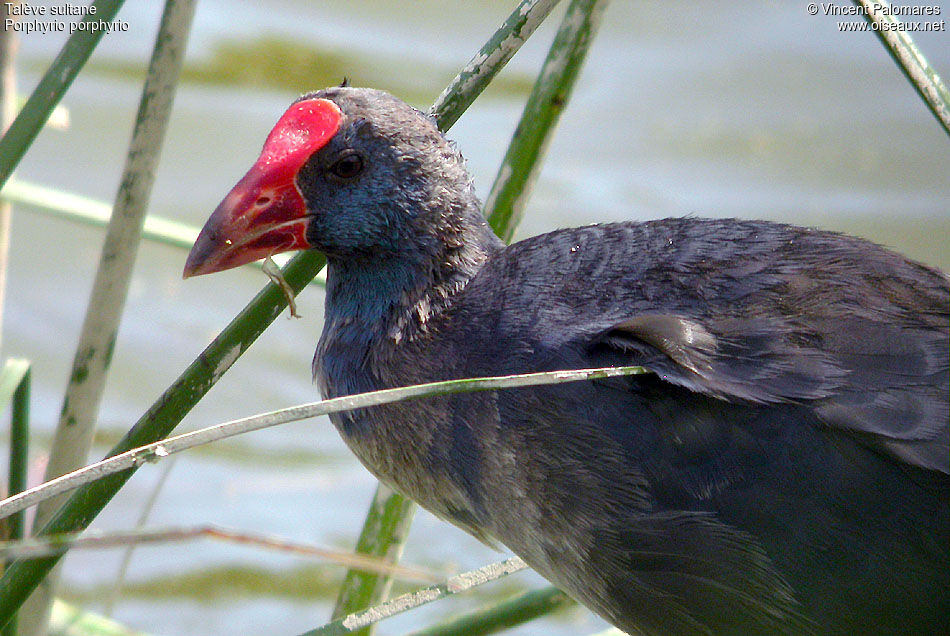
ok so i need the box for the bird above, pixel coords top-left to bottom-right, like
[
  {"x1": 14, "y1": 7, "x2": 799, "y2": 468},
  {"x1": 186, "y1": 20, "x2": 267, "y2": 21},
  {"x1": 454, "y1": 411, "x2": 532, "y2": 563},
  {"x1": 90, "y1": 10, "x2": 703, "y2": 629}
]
[{"x1": 184, "y1": 87, "x2": 949, "y2": 635}]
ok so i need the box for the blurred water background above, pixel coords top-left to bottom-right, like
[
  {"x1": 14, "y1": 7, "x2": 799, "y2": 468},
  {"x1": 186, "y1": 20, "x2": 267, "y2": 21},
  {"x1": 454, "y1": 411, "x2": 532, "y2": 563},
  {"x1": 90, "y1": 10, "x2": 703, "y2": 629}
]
[{"x1": 2, "y1": 1, "x2": 948, "y2": 634}]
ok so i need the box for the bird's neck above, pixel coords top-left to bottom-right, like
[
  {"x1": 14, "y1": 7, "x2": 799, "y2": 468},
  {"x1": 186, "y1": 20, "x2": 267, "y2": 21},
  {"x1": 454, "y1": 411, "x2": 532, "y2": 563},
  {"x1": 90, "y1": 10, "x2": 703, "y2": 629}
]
[{"x1": 317, "y1": 207, "x2": 502, "y2": 387}]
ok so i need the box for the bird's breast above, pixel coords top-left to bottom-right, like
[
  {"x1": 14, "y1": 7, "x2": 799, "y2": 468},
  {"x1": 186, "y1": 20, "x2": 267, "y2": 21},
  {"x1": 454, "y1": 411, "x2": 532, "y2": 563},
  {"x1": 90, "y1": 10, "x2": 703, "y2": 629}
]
[{"x1": 316, "y1": 326, "x2": 500, "y2": 541}]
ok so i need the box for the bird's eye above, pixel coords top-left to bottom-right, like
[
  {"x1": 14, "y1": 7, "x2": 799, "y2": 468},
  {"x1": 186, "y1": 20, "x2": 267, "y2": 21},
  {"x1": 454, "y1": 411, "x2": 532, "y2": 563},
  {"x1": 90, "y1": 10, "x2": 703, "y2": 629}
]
[{"x1": 331, "y1": 153, "x2": 364, "y2": 179}]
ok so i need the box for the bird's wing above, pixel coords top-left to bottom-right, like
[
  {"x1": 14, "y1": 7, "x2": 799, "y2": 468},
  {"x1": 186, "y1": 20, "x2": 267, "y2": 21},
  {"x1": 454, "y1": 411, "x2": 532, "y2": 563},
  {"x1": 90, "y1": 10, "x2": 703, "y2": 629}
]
[{"x1": 593, "y1": 312, "x2": 949, "y2": 474}]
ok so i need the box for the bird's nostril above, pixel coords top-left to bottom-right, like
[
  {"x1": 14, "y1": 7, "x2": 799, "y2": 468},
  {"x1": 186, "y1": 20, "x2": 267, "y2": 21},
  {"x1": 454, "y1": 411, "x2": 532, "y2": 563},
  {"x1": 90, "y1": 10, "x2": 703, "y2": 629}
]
[{"x1": 256, "y1": 196, "x2": 271, "y2": 207}]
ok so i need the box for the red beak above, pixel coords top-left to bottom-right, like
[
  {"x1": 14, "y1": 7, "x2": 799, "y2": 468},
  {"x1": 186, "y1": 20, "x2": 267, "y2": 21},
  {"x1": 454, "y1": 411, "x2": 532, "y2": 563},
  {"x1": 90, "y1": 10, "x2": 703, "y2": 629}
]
[{"x1": 183, "y1": 98, "x2": 343, "y2": 278}]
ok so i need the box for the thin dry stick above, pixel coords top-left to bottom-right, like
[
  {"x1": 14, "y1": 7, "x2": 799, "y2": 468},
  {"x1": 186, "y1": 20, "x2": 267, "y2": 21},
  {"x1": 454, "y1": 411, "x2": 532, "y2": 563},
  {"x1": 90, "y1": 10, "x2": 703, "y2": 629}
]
[
  {"x1": 303, "y1": 557, "x2": 528, "y2": 636},
  {"x1": 0, "y1": 366, "x2": 646, "y2": 522},
  {"x1": 0, "y1": 525, "x2": 443, "y2": 583}
]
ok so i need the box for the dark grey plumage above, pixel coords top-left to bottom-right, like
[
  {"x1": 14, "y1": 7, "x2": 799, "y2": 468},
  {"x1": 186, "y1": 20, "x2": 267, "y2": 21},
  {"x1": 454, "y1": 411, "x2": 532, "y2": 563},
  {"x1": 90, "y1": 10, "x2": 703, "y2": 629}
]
[{"x1": 196, "y1": 87, "x2": 950, "y2": 635}]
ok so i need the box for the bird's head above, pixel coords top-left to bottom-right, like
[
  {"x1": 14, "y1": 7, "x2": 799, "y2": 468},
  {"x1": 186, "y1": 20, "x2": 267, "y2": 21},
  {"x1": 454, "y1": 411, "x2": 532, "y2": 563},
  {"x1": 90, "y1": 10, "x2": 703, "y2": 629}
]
[{"x1": 183, "y1": 87, "x2": 481, "y2": 278}]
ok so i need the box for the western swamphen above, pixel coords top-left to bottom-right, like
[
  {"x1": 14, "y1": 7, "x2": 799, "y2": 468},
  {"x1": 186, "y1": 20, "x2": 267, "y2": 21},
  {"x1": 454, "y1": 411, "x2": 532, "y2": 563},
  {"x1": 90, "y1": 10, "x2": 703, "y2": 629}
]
[{"x1": 184, "y1": 87, "x2": 949, "y2": 635}]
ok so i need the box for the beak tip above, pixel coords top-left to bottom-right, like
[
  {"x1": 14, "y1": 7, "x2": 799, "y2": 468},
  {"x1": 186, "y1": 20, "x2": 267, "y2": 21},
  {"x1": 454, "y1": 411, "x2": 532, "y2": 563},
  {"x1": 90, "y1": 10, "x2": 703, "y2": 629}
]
[
  {"x1": 182, "y1": 250, "x2": 204, "y2": 279},
  {"x1": 183, "y1": 247, "x2": 214, "y2": 279},
  {"x1": 183, "y1": 255, "x2": 219, "y2": 279},
  {"x1": 183, "y1": 228, "x2": 222, "y2": 279}
]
